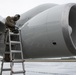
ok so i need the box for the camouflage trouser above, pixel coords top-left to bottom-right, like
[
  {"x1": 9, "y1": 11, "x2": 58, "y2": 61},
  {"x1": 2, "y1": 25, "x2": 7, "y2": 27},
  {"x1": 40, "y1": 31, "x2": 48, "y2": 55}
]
[
  {"x1": 4, "y1": 29, "x2": 8, "y2": 44},
  {"x1": 3, "y1": 29, "x2": 10, "y2": 62}
]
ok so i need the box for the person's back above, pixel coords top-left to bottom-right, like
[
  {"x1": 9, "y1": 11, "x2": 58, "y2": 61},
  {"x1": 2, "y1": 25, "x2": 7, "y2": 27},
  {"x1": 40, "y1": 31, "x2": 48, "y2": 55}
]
[
  {"x1": 5, "y1": 16, "x2": 16, "y2": 27},
  {"x1": 5, "y1": 16, "x2": 16, "y2": 32}
]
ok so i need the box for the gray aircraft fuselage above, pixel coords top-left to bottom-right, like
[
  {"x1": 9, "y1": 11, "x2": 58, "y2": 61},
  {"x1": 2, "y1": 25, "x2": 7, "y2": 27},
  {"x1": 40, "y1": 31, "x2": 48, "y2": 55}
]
[
  {"x1": 0, "y1": 3, "x2": 76, "y2": 59},
  {"x1": 21, "y1": 3, "x2": 76, "y2": 59}
]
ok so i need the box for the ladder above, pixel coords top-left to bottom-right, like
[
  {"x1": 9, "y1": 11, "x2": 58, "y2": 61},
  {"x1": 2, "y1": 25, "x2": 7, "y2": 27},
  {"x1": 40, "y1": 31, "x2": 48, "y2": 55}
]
[{"x1": 1, "y1": 29, "x2": 25, "y2": 75}]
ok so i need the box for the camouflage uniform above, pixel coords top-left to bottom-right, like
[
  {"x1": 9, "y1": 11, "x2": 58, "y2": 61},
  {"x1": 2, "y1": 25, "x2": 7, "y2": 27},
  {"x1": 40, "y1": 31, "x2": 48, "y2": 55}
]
[{"x1": 5, "y1": 16, "x2": 16, "y2": 32}]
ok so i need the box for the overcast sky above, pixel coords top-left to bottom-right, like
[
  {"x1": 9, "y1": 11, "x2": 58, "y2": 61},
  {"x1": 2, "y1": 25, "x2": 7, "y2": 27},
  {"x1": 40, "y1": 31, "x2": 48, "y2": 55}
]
[{"x1": 0, "y1": 0, "x2": 76, "y2": 18}]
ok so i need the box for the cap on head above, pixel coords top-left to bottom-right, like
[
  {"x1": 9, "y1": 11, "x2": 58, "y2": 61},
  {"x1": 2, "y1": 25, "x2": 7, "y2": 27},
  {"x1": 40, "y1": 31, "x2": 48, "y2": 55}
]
[
  {"x1": 14, "y1": 14, "x2": 20, "y2": 21},
  {"x1": 15, "y1": 14, "x2": 20, "y2": 18}
]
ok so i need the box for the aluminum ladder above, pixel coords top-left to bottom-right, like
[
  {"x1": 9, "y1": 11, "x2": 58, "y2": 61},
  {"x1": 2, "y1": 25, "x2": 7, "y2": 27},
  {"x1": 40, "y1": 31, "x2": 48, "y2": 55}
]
[{"x1": 1, "y1": 29, "x2": 25, "y2": 75}]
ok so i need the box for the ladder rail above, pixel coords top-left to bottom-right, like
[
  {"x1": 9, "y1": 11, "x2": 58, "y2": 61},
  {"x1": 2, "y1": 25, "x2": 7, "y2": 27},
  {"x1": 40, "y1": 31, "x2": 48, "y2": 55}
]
[
  {"x1": 19, "y1": 30, "x2": 25, "y2": 74},
  {"x1": 19, "y1": 30, "x2": 23, "y2": 59},
  {"x1": 9, "y1": 30, "x2": 13, "y2": 61}
]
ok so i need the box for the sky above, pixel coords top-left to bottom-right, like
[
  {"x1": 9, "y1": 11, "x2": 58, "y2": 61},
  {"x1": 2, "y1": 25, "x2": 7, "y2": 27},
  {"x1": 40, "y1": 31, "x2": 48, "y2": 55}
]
[{"x1": 0, "y1": 0, "x2": 76, "y2": 18}]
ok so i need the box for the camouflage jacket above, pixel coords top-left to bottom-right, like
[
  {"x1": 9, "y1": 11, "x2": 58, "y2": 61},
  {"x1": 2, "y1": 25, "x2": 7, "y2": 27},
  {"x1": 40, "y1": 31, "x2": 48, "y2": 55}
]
[{"x1": 5, "y1": 16, "x2": 16, "y2": 28}]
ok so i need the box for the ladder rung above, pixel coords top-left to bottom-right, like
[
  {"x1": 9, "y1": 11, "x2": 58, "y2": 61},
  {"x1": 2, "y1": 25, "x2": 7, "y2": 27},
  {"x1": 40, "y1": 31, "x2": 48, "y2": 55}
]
[
  {"x1": 12, "y1": 59, "x2": 25, "y2": 62},
  {"x1": 11, "y1": 50, "x2": 22, "y2": 53},
  {"x1": 9, "y1": 32, "x2": 19, "y2": 35},
  {"x1": 2, "y1": 68, "x2": 11, "y2": 71},
  {"x1": 12, "y1": 71, "x2": 25, "y2": 74},
  {"x1": 10, "y1": 41, "x2": 20, "y2": 44},
  {"x1": 10, "y1": 33, "x2": 19, "y2": 35}
]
